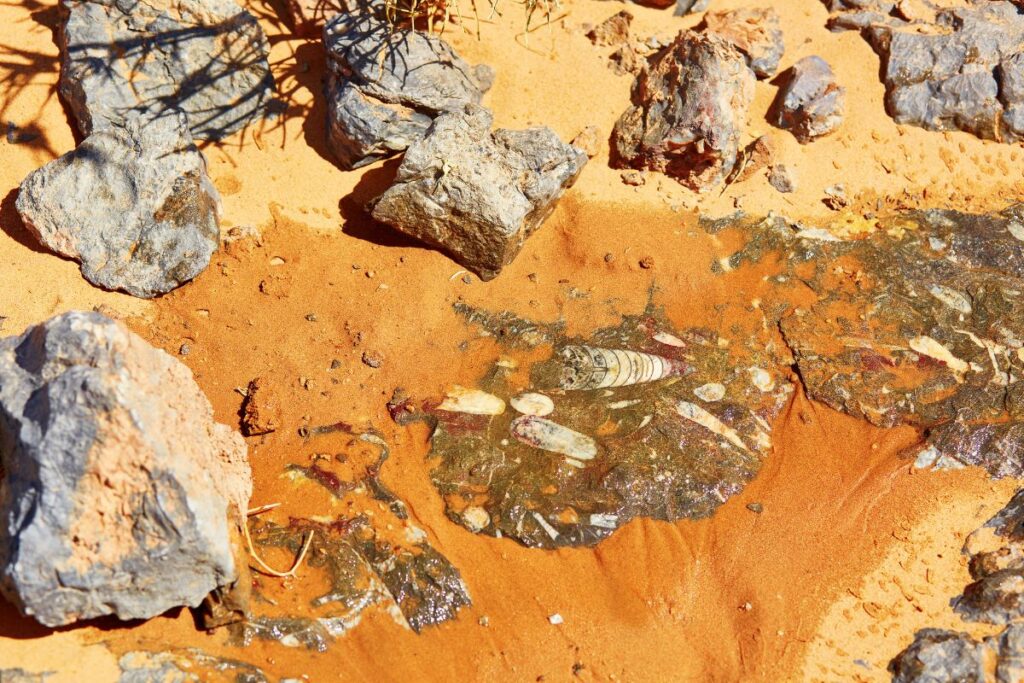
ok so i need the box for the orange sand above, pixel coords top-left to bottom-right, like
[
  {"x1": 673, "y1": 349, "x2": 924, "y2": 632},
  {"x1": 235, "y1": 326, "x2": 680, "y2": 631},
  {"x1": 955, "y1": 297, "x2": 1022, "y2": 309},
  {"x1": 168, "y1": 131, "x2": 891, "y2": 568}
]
[{"x1": 2, "y1": 0, "x2": 1023, "y2": 680}]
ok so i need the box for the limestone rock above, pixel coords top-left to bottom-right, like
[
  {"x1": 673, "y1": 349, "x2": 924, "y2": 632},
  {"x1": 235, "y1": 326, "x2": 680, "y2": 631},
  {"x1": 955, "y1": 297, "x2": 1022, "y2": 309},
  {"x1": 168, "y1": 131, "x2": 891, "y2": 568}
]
[
  {"x1": 773, "y1": 56, "x2": 845, "y2": 143},
  {"x1": 60, "y1": 0, "x2": 273, "y2": 139},
  {"x1": 703, "y1": 7, "x2": 785, "y2": 79},
  {"x1": 369, "y1": 105, "x2": 587, "y2": 280},
  {"x1": 16, "y1": 113, "x2": 220, "y2": 298},
  {"x1": 324, "y1": 13, "x2": 494, "y2": 169},
  {"x1": 586, "y1": 11, "x2": 633, "y2": 47},
  {"x1": 768, "y1": 163, "x2": 797, "y2": 193},
  {"x1": 0, "y1": 312, "x2": 251, "y2": 627},
  {"x1": 612, "y1": 31, "x2": 754, "y2": 192},
  {"x1": 826, "y1": 1, "x2": 1024, "y2": 142}
]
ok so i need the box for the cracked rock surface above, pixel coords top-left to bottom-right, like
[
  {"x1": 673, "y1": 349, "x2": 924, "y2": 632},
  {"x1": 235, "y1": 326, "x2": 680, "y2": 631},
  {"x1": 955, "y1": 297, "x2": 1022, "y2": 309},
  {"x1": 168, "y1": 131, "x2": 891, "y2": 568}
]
[
  {"x1": 16, "y1": 113, "x2": 221, "y2": 298},
  {"x1": 0, "y1": 312, "x2": 251, "y2": 627},
  {"x1": 825, "y1": 0, "x2": 1024, "y2": 142},
  {"x1": 324, "y1": 12, "x2": 494, "y2": 169},
  {"x1": 61, "y1": 0, "x2": 273, "y2": 139},
  {"x1": 369, "y1": 105, "x2": 587, "y2": 281}
]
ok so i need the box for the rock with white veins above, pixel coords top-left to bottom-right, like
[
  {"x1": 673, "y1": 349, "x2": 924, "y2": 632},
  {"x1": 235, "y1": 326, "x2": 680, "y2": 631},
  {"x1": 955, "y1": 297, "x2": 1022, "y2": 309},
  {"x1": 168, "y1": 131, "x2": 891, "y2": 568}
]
[
  {"x1": 370, "y1": 104, "x2": 587, "y2": 280},
  {"x1": 16, "y1": 113, "x2": 220, "y2": 298},
  {"x1": 0, "y1": 312, "x2": 252, "y2": 627}
]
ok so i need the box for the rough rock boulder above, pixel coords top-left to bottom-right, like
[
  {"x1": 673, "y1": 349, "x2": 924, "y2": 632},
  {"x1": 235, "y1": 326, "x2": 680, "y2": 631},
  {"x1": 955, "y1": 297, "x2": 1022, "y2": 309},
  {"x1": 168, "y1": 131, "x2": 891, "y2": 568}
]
[
  {"x1": 825, "y1": 0, "x2": 1024, "y2": 142},
  {"x1": 60, "y1": 0, "x2": 273, "y2": 139},
  {"x1": 369, "y1": 104, "x2": 587, "y2": 280},
  {"x1": 612, "y1": 31, "x2": 754, "y2": 192},
  {"x1": 16, "y1": 113, "x2": 220, "y2": 298},
  {"x1": 0, "y1": 312, "x2": 252, "y2": 627},
  {"x1": 324, "y1": 13, "x2": 494, "y2": 169},
  {"x1": 772, "y1": 56, "x2": 845, "y2": 143},
  {"x1": 703, "y1": 7, "x2": 784, "y2": 79}
]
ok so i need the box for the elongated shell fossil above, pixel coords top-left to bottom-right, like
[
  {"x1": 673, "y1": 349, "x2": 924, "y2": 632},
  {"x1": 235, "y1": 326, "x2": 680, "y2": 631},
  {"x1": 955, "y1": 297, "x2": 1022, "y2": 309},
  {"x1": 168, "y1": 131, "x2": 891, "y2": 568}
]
[
  {"x1": 509, "y1": 416, "x2": 598, "y2": 461},
  {"x1": 558, "y1": 345, "x2": 682, "y2": 390}
]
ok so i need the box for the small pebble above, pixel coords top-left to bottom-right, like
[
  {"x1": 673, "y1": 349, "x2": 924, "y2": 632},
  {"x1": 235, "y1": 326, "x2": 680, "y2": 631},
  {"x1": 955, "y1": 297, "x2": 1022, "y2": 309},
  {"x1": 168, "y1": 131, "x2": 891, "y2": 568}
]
[
  {"x1": 746, "y1": 502, "x2": 764, "y2": 514},
  {"x1": 462, "y1": 274, "x2": 472, "y2": 284},
  {"x1": 478, "y1": 616, "x2": 490, "y2": 627},
  {"x1": 639, "y1": 255, "x2": 654, "y2": 269},
  {"x1": 305, "y1": 313, "x2": 317, "y2": 322},
  {"x1": 548, "y1": 613, "x2": 564, "y2": 625},
  {"x1": 604, "y1": 253, "x2": 615, "y2": 263},
  {"x1": 178, "y1": 344, "x2": 191, "y2": 356},
  {"x1": 361, "y1": 351, "x2": 383, "y2": 369},
  {"x1": 621, "y1": 170, "x2": 646, "y2": 186},
  {"x1": 330, "y1": 359, "x2": 342, "y2": 370}
]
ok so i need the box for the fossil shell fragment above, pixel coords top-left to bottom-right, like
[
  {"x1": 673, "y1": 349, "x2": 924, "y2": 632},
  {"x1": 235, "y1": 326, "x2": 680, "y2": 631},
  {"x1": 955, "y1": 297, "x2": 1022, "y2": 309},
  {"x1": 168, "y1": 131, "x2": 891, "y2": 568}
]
[
  {"x1": 559, "y1": 345, "x2": 681, "y2": 390},
  {"x1": 437, "y1": 386, "x2": 506, "y2": 415},
  {"x1": 676, "y1": 400, "x2": 749, "y2": 452},
  {"x1": 510, "y1": 392, "x2": 555, "y2": 416},
  {"x1": 908, "y1": 336, "x2": 970, "y2": 375},
  {"x1": 694, "y1": 382, "x2": 727, "y2": 402},
  {"x1": 510, "y1": 415, "x2": 598, "y2": 461}
]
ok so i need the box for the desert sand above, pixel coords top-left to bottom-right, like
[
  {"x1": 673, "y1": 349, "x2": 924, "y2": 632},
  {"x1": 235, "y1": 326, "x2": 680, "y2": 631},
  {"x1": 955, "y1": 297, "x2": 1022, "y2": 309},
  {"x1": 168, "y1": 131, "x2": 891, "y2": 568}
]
[{"x1": 2, "y1": 0, "x2": 1023, "y2": 680}]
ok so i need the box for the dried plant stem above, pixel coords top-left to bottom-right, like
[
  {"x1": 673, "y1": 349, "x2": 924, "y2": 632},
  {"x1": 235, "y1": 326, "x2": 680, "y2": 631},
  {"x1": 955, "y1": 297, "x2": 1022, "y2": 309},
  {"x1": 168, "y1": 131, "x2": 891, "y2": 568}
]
[{"x1": 243, "y1": 520, "x2": 315, "y2": 578}]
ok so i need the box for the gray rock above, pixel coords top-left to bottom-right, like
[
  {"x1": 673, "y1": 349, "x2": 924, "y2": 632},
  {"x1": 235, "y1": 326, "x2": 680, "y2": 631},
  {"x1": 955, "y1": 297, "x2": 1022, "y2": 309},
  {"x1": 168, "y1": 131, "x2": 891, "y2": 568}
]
[
  {"x1": 612, "y1": 31, "x2": 755, "y2": 192},
  {"x1": 324, "y1": 13, "x2": 494, "y2": 170},
  {"x1": 768, "y1": 163, "x2": 797, "y2": 193},
  {"x1": 0, "y1": 312, "x2": 252, "y2": 628},
  {"x1": 890, "y1": 629, "x2": 985, "y2": 683},
  {"x1": 954, "y1": 488, "x2": 1024, "y2": 624},
  {"x1": 60, "y1": 0, "x2": 273, "y2": 139},
  {"x1": 703, "y1": 7, "x2": 785, "y2": 79},
  {"x1": 369, "y1": 104, "x2": 586, "y2": 280},
  {"x1": 826, "y1": 1, "x2": 1024, "y2": 142},
  {"x1": 891, "y1": 624, "x2": 1024, "y2": 683},
  {"x1": 16, "y1": 113, "x2": 220, "y2": 298},
  {"x1": 773, "y1": 56, "x2": 845, "y2": 142},
  {"x1": 675, "y1": 0, "x2": 710, "y2": 15}
]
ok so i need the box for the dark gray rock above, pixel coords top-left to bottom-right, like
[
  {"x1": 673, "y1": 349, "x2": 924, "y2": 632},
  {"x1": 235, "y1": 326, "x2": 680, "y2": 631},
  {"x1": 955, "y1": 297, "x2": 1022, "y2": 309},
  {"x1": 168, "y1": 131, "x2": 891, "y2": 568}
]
[
  {"x1": 826, "y1": 1, "x2": 1024, "y2": 142},
  {"x1": 0, "y1": 312, "x2": 252, "y2": 627},
  {"x1": 768, "y1": 163, "x2": 797, "y2": 193},
  {"x1": 773, "y1": 56, "x2": 845, "y2": 142},
  {"x1": 60, "y1": 0, "x2": 273, "y2": 139},
  {"x1": 323, "y1": 13, "x2": 494, "y2": 170},
  {"x1": 675, "y1": 0, "x2": 710, "y2": 15},
  {"x1": 890, "y1": 629, "x2": 985, "y2": 683},
  {"x1": 16, "y1": 113, "x2": 220, "y2": 298},
  {"x1": 612, "y1": 31, "x2": 755, "y2": 192},
  {"x1": 369, "y1": 105, "x2": 587, "y2": 280},
  {"x1": 703, "y1": 7, "x2": 785, "y2": 79},
  {"x1": 891, "y1": 624, "x2": 1024, "y2": 683},
  {"x1": 955, "y1": 488, "x2": 1024, "y2": 624}
]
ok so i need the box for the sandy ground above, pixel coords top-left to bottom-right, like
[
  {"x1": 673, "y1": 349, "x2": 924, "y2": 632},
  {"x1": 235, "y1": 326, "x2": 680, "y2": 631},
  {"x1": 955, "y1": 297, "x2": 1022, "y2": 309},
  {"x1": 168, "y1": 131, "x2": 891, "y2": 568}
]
[{"x1": 2, "y1": 0, "x2": 1024, "y2": 680}]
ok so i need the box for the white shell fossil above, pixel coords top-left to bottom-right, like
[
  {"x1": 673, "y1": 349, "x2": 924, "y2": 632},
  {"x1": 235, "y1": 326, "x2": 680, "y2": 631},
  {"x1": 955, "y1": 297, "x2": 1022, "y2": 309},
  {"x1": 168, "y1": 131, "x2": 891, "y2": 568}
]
[
  {"x1": 748, "y1": 367, "x2": 775, "y2": 392},
  {"x1": 908, "y1": 336, "x2": 970, "y2": 375},
  {"x1": 654, "y1": 331, "x2": 686, "y2": 347},
  {"x1": 694, "y1": 382, "x2": 726, "y2": 402},
  {"x1": 437, "y1": 386, "x2": 506, "y2": 415},
  {"x1": 928, "y1": 284, "x2": 972, "y2": 314},
  {"x1": 510, "y1": 392, "x2": 555, "y2": 417},
  {"x1": 462, "y1": 506, "x2": 491, "y2": 533},
  {"x1": 510, "y1": 416, "x2": 598, "y2": 461},
  {"x1": 559, "y1": 345, "x2": 681, "y2": 390},
  {"x1": 676, "y1": 400, "x2": 749, "y2": 452}
]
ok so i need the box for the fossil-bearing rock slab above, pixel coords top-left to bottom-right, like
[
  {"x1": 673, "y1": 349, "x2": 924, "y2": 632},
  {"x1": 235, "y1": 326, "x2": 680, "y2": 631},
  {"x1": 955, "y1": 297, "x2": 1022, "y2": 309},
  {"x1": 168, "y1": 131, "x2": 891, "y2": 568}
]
[
  {"x1": 423, "y1": 303, "x2": 793, "y2": 548},
  {"x1": 772, "y1": 56, "x2": 845, "y2": 142},
  {"x1": 235, "y1": 426, "x2": 469, "y2": 647},
  {"x1": 703, "y1": 7, "x2": 784, "y2": 79},
  {"x1": 16, "y1": 113, "x2": 220, "y2": 298},
  {"x1": 0, "y1": 312, "x2": 251, "y2": 627},
  {"x1": 323, "y1": 12, "x2": 494, "y2": 170},
  {"x1": 60, "y1": 0, "x2": 273, "y2": 139},
  {"x1": 891, "y1": 621, "x2": 1024, "y2": 682},
  {"x1": 716, "y1": 205, "x2": 1024, "y2": 479},
  {"x1": 825, "y1": 1, "x2": 1024, "y2": 142},
  {"x1": 369, "y1": 104, "x2": 587, "y2": 280},
  {"x1": 612, "y1": 31, "x2": 755, "y2": 192}
]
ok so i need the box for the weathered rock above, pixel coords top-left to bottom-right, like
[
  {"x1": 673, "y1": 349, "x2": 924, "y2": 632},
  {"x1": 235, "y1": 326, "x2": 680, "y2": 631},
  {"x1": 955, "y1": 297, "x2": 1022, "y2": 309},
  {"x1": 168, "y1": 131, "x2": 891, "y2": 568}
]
[
  {"x1": 16, "y1": 113, "x2": 220, "y2": 299},
  {"x1": 773, "y1": 56, "x2": 845, "y2": 142},
  {"x1": 826, "y1": 1, "x2": 1024, "y2": 142},
  {"x1": 955, "y1": 488, "x2": 1024, "y2": 624},
  {"x1": 60, "y1": 0, "x2": 273, "y2": 139},
  {"x1": 369, "y1": 105, "x2": 587, "y2": 280},
  {"x1": 609, "y1": 42, "x2": 645, "y2": 76},
  {"x1": 587, "y1": 10, "x2": 633, "y2": 46},
  {"x1": 324, "y1": 13, "x2": 494, "y2": 169},
  {"x1": 426, "y1": 303, "x2": 793, "y2": 548},
  {"x1": 612, "y1": 31, "x2": 755, "y2": 192},
  {"x1": 703, "y1": 7, "x2": 785, "y2": 79},
  {"x1": 241, "y1": 377, "x2": 279, "y2": 436},
  {"x1": 768, "y1": 163, "x2": 797, "y2": 193},
  {"x1": 0, "y1": 312, "x2": 251, "y2": 627},
  {"x1": 890, "y1": 628, "x2": 986, "y2": 683},
  {"x1": 571, "y1": 125, "x2": 602, "y2": 158},
  {"x1": 675, "y1": 0, "x2": 711, "y2": 15}
]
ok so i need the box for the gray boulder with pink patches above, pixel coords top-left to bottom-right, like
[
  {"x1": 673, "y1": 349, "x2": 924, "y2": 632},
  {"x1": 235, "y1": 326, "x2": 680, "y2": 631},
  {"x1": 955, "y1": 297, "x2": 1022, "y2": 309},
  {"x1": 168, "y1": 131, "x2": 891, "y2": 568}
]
[{"x1": 0, "y1": 312, "x2": 251, "y2": 627}]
